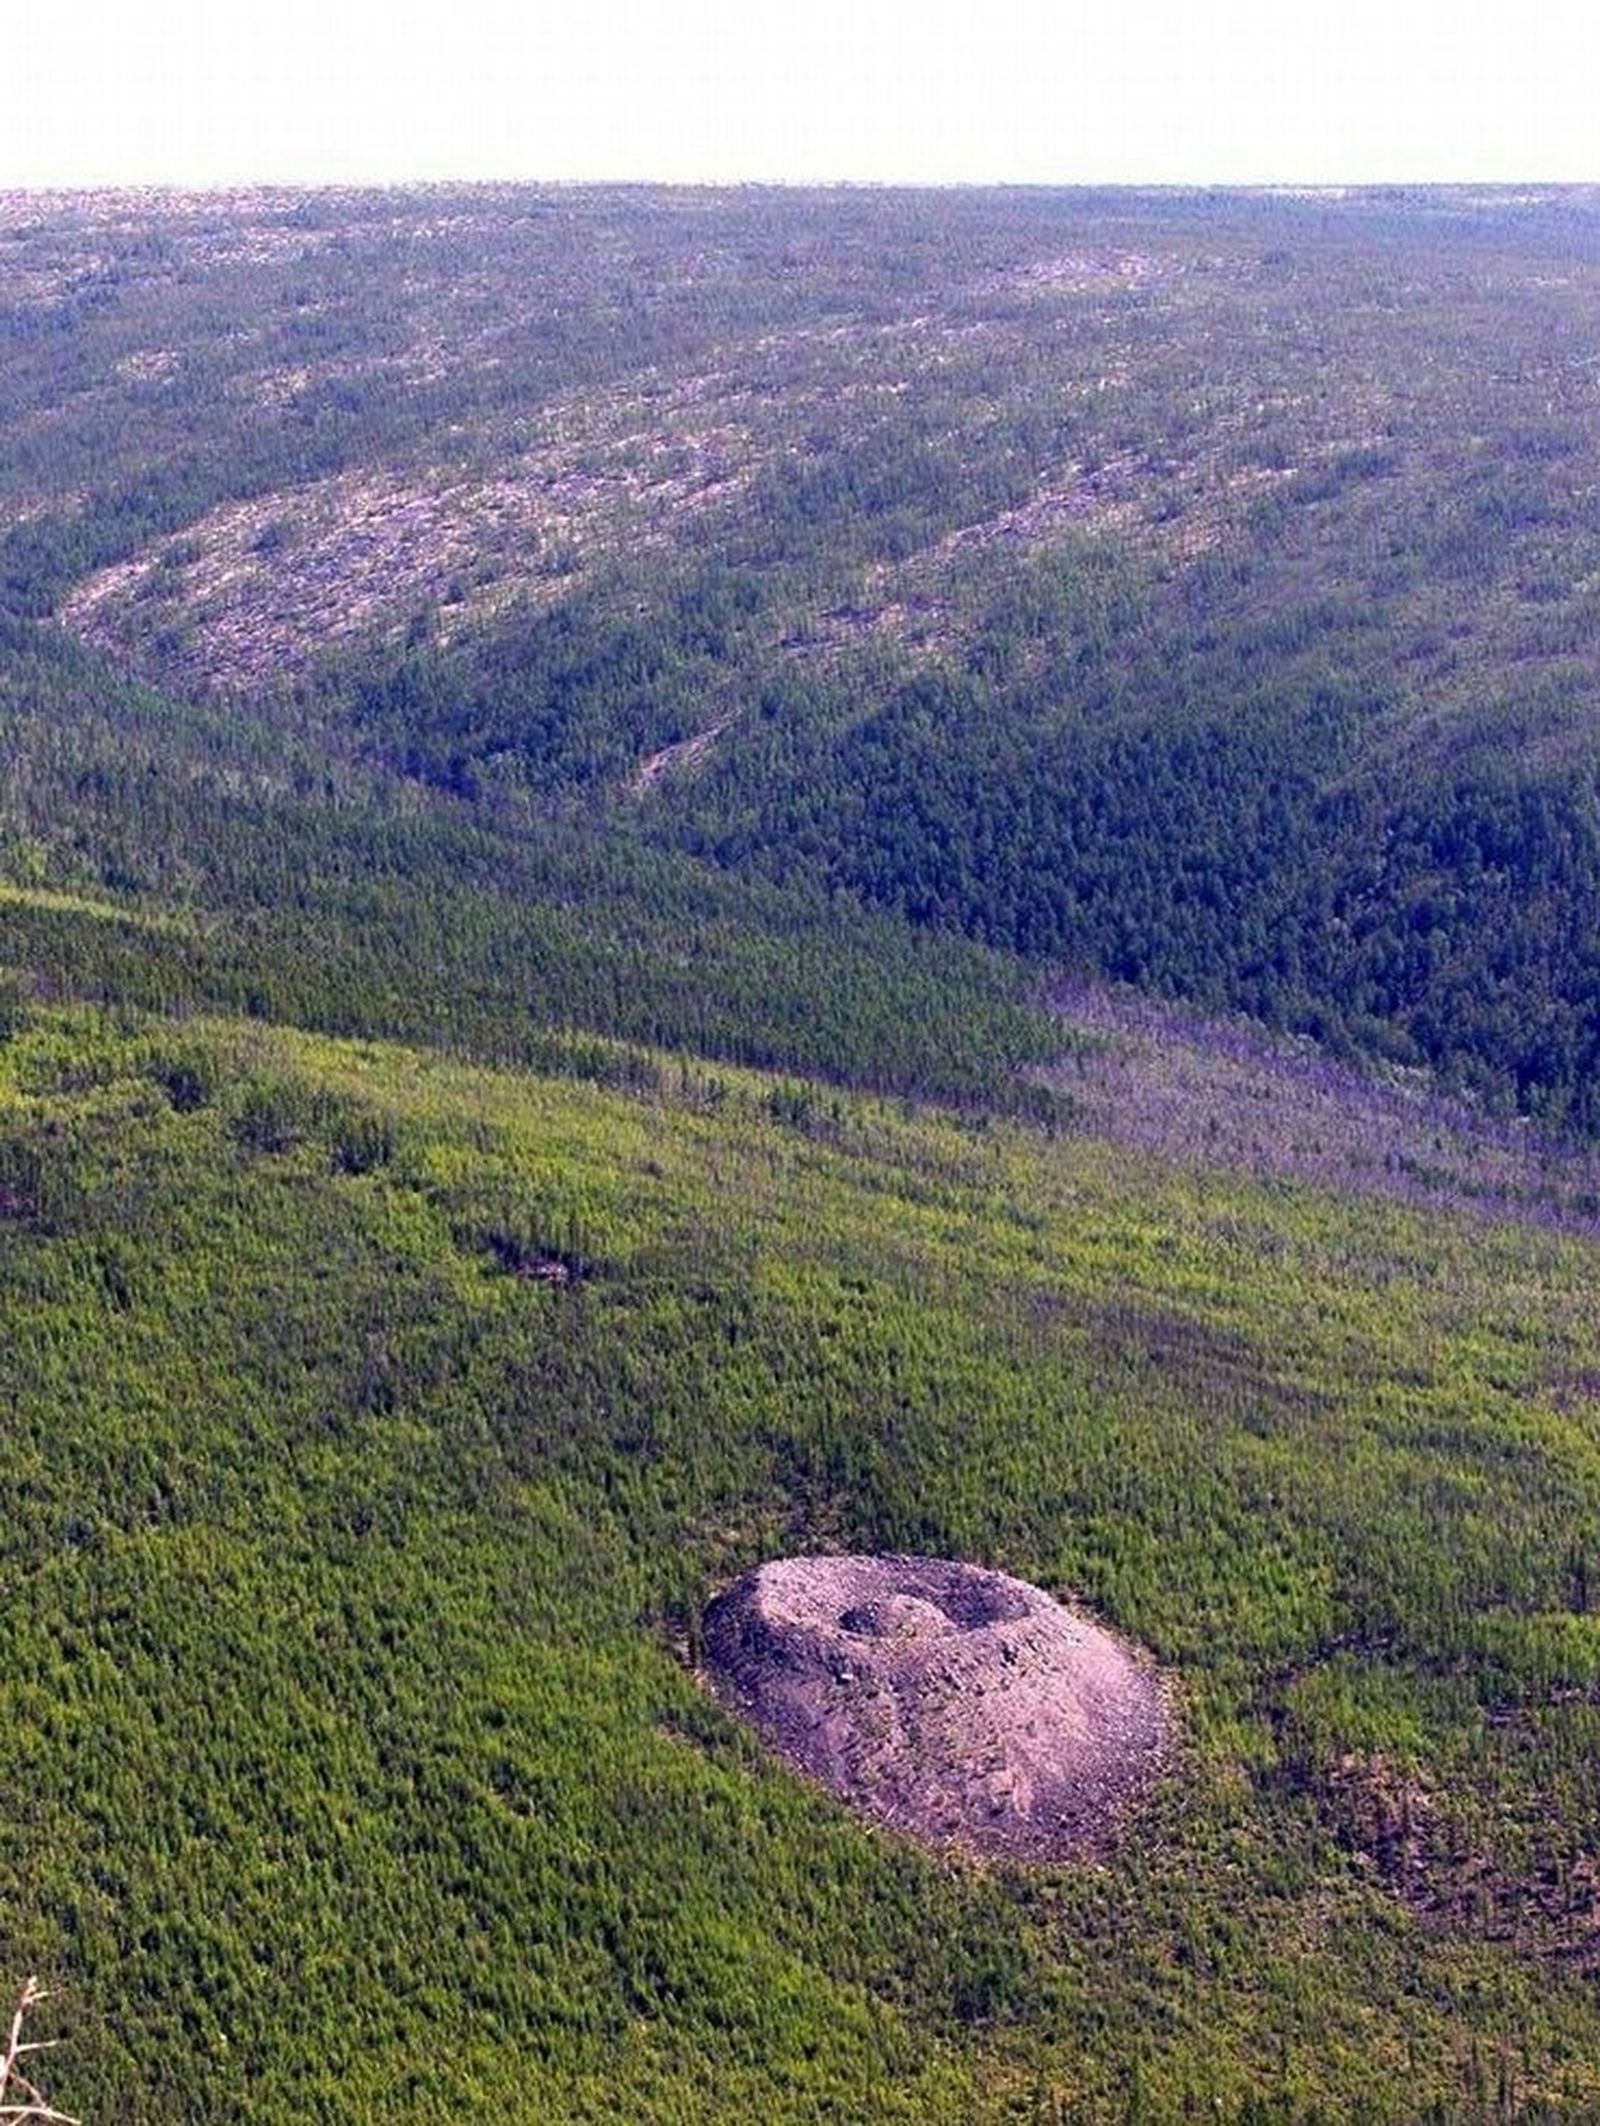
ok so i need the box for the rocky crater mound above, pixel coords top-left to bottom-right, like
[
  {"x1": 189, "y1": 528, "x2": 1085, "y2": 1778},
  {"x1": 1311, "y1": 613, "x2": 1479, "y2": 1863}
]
[{"x1": 702, "y1": 1554, "x2": 1168, "y2": 1861}]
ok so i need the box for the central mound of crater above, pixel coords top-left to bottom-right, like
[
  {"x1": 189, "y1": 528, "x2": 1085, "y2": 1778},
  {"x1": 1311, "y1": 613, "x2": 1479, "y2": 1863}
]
[{"x1": 702, "y1": 1555, "x2": 1168, "y2": 1861}]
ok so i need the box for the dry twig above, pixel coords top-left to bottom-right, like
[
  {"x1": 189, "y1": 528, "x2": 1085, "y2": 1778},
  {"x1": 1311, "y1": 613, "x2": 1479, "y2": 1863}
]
[{"x1": 0, "y1": 1980, "x2": 79, "y2": 2124}]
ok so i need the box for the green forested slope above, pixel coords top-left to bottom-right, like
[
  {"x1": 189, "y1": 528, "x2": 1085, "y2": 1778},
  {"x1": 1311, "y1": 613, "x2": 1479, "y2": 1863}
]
[
  {"x1": 4, "y1": 1005, "x2": 1600, "y2": 2118},
  {"x1": 0, "y1": 619, "x2": 1053, "y2": 1103},
  {"x1": 9, "y1": 185, "x2": 1600, "y2": 1121},
  {"x1": 7, "y1": 185, "x2": 1600, "y2": 2121}
]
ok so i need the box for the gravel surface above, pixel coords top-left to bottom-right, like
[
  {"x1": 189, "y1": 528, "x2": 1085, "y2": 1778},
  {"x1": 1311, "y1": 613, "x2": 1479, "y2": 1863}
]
[{"x1": 703, "y1": 1554, "x2": 1169, "y2": 1862}]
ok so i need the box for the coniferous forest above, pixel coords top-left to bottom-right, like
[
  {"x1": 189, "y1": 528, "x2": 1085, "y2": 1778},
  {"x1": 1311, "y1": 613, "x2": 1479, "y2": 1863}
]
[{"x1": 5, "y1": 183, "x2": 1600, "y2": 2117}]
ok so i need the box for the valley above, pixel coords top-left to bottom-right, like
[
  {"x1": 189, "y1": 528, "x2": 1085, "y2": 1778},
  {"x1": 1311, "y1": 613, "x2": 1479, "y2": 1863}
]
[{"x1": 3, "y1": 182, "x2": 1600, "y2": 2118}]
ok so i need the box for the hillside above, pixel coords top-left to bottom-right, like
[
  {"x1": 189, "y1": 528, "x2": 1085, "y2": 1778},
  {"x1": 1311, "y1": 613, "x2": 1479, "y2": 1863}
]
[
  {"x1": 6, "y1": 185, "x2": 1600, "y2": 1121},
  {"x1": 3, "y1": 1004, "x2": 1600, "y2": 2118},
  {"x1": 5, "y1": 184, "x2": 1600, "y2": 2120}
]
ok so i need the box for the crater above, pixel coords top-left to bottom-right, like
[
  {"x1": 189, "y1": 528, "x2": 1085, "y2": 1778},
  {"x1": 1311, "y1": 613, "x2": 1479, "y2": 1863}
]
[
  {"x1": 702, "y1": 1554, "x2": 1169, "y2": 1861},
  {"x1": 838, "y1": 1594, "x2": 952, "y2": 1639}
]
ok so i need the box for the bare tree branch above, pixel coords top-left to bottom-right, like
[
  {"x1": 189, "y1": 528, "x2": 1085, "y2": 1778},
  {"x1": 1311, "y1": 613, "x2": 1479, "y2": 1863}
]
[{"x1": 0, "y1": 1981, "x2": 79, "y2": 2124}]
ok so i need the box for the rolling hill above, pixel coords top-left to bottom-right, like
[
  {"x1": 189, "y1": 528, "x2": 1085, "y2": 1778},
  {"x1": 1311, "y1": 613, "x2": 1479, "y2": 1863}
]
[{"x1": 4, "y1": 183, "x2": 1600, "y2": 2119}]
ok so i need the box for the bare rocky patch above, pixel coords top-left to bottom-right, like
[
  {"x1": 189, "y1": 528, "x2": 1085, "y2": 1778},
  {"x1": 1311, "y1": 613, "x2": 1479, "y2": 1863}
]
[
  {"x1": 627, "y1": 715, "x2": 739, "y2": 797},
  {"x1": 703, "y1": 1554, "x2": 1168, "y2": 1861},
  {"x1": 57, "y1": 380, "x2": 763, "y2": 691}
]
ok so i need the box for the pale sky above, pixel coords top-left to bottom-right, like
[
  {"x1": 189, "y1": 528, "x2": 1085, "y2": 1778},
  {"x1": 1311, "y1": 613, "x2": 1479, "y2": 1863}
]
[{"x1": 4, "y1": 0, "x2": 1598, "y2": 190}]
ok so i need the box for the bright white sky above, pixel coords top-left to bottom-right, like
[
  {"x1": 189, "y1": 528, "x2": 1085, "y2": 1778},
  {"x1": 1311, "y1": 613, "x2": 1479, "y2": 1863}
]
[{"x1": 4, "y1": 0, "x2": 1598, "y2": 190}]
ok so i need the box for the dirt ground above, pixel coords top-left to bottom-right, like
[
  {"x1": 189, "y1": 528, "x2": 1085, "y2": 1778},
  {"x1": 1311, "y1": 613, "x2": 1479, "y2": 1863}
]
[{"x1": 702, "y1": 1554, "x2": 1169, "y2": 1862}]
